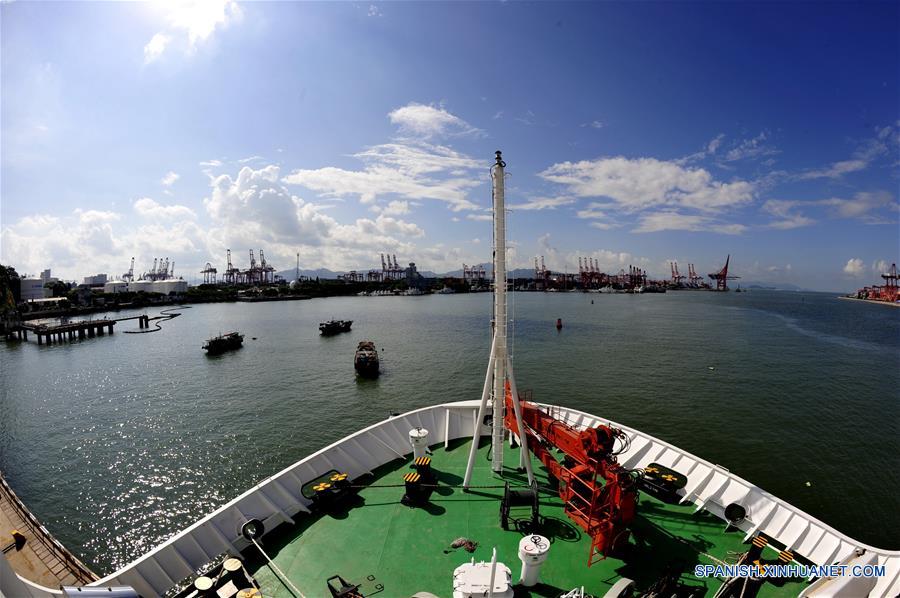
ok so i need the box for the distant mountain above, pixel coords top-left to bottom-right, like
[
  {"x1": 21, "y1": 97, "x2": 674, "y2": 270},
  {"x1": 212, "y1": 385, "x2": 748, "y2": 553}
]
[{"x1": 740, "y1": 281, "x2": 809, "y2": 292}]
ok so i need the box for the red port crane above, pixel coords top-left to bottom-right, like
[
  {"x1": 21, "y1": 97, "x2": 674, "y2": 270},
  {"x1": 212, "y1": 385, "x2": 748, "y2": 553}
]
[
  {"x1": 708, "y1": 255, "x2": 740, "y2": 291},
  {"x1": 504, "y1": 387, "x2": 638, "y2": 565}
]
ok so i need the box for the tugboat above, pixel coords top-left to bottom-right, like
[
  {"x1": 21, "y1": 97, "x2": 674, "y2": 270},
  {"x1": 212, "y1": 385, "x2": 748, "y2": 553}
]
[
  {"x1": 319, "y1": 319, "x2": 353, "y2": 335},
  {"x1": 202, "y1": 331, "x2": 243, "y2": 355},
  {"x1": 354, "y1": 340, "x2": 379, "y2": 377}
]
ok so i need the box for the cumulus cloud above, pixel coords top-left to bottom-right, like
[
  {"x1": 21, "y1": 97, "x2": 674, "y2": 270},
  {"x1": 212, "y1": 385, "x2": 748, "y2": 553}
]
[
  {"x1": 367, "y1": 4, "x2": 382, "y2": 17},
  {"x1": 843, "y1": 258, "x2": 865, "y2": 276},
  {"x1": 203, "y1": 164, "x2": 431, "y2": 271},
  {"x1": 143, "y1": 0, "x2": 242, "y2": 64},
  {"x1": 0, "y1": 209, "x2": 206, "y2": 280},
  {"x1": 388, "y1": 102, "x2": 482, "y2": 139},
  {"x1": 539, "y1": 156, "x2": 755, "y2": 212},
  {"x1": 134, "y1": 197, "x2": 196, "y2": 219}
]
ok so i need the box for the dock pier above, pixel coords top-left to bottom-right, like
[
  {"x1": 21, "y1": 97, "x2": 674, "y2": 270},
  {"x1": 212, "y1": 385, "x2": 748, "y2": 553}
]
[{"x1": 19, "y1": 319, "x2": 116, "y2": 345}]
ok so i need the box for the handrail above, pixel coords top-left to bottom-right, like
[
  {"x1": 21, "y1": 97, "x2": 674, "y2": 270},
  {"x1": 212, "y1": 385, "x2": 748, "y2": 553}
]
[{"x1": 0, "y1": 472, "x2": 98, "y2": 583}]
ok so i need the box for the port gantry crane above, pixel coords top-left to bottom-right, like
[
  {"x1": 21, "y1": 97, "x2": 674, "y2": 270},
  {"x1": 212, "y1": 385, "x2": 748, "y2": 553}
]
[
  {"x1": 503, "y1": 385, "x2": 638, "y2": 566},
  {"x1": 123, "y1": 257, "x2": 135, "y2": 283},
  {"x1": 708, "y1": 254, "x2": 740, "y2": 291}
]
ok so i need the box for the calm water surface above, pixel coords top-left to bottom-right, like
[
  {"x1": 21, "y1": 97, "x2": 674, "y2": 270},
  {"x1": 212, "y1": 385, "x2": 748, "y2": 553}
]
[{"x1": 1, "y1": 291, "x2": 898, "y2": 573}]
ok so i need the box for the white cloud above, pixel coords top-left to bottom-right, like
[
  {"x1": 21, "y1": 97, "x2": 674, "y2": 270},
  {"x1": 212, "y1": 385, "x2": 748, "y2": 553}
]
[
  {"x1": 508, "y1": 196, "x2": 576, "y2": 211},
  {"x1": 143, "y1": 0, "x2": 242, "y2": 64},
  {"x1": 283, "y1": 141, "x2": 482, "y2": 211},
  {"x1": 820, "y1": 191, "x2": 896, "y2": 222},
  {"x1": 843, "y1": 258, "x2": 865, "y2": 276},
  {"x1": 761, "y1": 200, "x2": 816, "y2": 230},
  {"x1": 466, "y1": 213, "x2": 493, "y2": 222},
  {"x1": 707, "y1": 134, "x2": 725, "y2": 154},
  {"x1": 367, "y1": 4, "x2": 382, "y2": 17},
  {"x1": 380, "y1": 200, "x2": 412, "y2": 216},
  {"x1": 580, "y1": 120, "x2": 604, "y2": 129},
  {"x1": 143, "y1": 33, "x2": 170, "y2": 64},
  {"x1": 576, "y1": 202, "x2": 618, "y2": 229},
  {"x1": 388, "y1": 102, "x2": 482, "y2": 139},
  {"x1": 200, "y1": 159, "x2": 223, "y2": 167},
  {"x1": 872, "y1": 260, "x2": 890, "y2": 275},
  {"x1": 723, "y1": 132, "x2": 779, "y2": 162},
  {"x1": 161, "y1": 171, "x2": 180, "y2": 187},
  {"x1": 134, "y1": 197, "x2": 196, "y2": 220},
  {"x1": 539, "y1": 156, "x2": 754, "y2": 212},
  {"x1": 238, "y1": 155, "x2": 265, "y2": 164},
  {"x1": 798, "y1": 124, "x2": 897, "y2": 180},
  {"x1": 632, "y1": 211, "x2": 746, "y2": 234},
  {"x1": 798, "y1": 159, "x2": 868, "y2": 180}
]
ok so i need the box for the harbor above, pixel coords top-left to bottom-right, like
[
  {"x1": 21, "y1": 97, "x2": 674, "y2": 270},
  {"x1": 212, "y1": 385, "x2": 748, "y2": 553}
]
[{"x1": 0, "y1": 289, "x2": 897, "y2": 580}]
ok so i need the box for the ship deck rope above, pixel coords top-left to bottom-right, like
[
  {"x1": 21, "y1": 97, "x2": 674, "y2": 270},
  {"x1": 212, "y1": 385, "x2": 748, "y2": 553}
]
[{"x1": 250, "y1": 536, "x2": 307, "y2": 598}]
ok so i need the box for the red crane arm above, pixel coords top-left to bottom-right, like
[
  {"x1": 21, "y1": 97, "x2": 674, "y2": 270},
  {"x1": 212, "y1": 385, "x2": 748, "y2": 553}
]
[{"x1": 504, "y1": 388, "x2": 638, "y2": 564}]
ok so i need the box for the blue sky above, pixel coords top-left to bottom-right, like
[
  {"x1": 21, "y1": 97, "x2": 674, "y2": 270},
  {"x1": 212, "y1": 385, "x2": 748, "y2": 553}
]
[{"x1": 1, "y1": 1, "x2": 897, "y2": 291}]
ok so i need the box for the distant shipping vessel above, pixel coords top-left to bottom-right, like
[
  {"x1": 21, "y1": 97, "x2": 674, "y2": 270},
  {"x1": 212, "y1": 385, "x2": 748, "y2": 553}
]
[
  {"x1": 5, "y1": 152, "x2": 899, "y2": 598},
  {"x1": 354, "y1": 340, "x2": 379, "y2": 377},
  {"x1": 318, "y1": 319, "x2": 352, "y2": 335},
  {"x1": 202, "y1": 332, "x2": 243, "y2": 354}
]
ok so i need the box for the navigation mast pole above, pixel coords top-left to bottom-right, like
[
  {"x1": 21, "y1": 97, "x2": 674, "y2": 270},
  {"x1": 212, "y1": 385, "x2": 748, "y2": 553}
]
[
  {"x1": 463, "y1": 151, "x2": 533, "y2": 487},
  {"x1": 490, "y1": 151, "x2": 507, "y2": 473}
]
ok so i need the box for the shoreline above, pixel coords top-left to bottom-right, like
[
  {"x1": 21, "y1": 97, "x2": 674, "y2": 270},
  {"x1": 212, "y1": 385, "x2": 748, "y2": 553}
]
[{"x1": 837, "y1": 295, "x2": 900, "y2": 308}]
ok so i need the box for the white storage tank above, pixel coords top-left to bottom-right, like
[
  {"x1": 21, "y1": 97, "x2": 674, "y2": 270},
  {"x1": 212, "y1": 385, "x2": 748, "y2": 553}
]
[
  {"x1": 103, "y1": 280, "x2": 129, "y2": 294},
  {"x1": 131, "y1": 280, "x2": 155, "y2": 293},
  {"x1": 153, "y1": 279, "x2": 187, "y2": 295}
]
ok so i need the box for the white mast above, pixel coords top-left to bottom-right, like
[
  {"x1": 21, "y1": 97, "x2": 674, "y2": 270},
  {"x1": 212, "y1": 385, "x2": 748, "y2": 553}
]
[
  {"x1": 490, "y1": 151, "x2": 507, "y2": 472},
  {"x1": 463, "y1": 151, "x2": 534, "y2": 487}
]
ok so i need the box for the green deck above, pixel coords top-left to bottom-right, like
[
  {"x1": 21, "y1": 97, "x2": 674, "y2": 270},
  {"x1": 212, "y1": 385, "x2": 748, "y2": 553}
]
[{"x1": 247, "y1": 439, "x2": 807, "y2": 597}]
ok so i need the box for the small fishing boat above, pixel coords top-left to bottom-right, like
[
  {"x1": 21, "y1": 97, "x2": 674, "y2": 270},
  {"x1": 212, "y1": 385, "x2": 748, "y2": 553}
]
[
  {"x1": 354, "y1": 340, "x2": 379, "y2": 377},
  {"x1": 202, "y1": 332, "x2": 243, "y2": 354},
  {"x1": 319, "y1": 320, "x2": 353, "y2": 335}
]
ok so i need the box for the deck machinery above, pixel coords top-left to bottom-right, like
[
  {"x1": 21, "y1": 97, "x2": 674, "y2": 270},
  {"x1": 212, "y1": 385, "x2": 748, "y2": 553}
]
[{"x1": 503, "y1": 385, "x2": 639, "y2": 566}]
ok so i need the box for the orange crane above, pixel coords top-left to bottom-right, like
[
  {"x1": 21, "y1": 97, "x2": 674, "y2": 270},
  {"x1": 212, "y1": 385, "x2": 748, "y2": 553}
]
[{"x1": 504, "y1": 386, "x2": 638, "y2": 565}]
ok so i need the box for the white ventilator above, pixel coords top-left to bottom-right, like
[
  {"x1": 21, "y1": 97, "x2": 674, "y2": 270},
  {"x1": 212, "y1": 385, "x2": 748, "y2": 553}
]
[
  {"x1": 409, "y1": 428, "x2": 429, "y2": 460},
  {"x1": 463, "y1": 150, "x2": 534, "y2": 488},
  {"x1": 517, "y1": 535, "x2": 550, "y2": 587}
]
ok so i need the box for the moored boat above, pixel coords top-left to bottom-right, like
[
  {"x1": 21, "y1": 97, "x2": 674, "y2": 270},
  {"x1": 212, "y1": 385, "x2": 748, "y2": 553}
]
[
  {"x1": 354, "y1": 340, "x2": 379, "y2": 377},
  {"x1": 202, "y1": 331, "x2": 243, "y2": 354},
  {"x1": 319, "y1": 319, "x2": 352, "y2": 335}
]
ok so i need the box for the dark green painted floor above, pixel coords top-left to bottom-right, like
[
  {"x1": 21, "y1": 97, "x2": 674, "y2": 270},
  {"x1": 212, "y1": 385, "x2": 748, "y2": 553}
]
[{"x1": 247, "y1": 439, "x2": 807, "y2": 597}]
